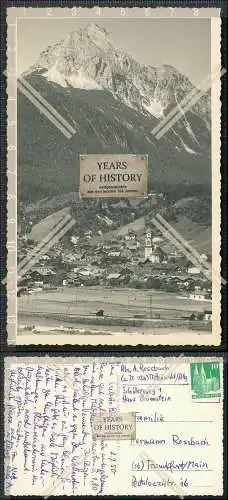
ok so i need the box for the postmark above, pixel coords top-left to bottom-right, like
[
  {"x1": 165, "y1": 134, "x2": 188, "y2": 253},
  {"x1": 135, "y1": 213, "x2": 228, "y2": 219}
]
[
  {"x1": 6, "y1": 6, "x2": 223, "y2": 346},
  {"x1": 92, "y1": 412, "x2": 136, "y2": 440},
  {"x1": 190, "y1": 361, "x2": 221, "y2": 399}
]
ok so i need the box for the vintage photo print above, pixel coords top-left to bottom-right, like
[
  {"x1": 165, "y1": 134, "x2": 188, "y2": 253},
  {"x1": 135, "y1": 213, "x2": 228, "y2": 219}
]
[{"x1": 7, "y1": 6, "x2": 222, "y2": 345}]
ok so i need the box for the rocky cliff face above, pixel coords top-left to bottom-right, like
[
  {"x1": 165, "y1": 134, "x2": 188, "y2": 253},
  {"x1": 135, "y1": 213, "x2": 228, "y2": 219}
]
[{"x1": 25, "y1": 22, "x2": 210, "y2": 125}]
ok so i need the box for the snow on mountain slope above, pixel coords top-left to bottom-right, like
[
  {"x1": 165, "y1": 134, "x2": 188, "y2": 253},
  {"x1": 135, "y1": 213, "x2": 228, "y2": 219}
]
[
  {"x1": 27, "y1": 22, "x2": 210, "y2": 127},
  {"x1": 44, "y1": 65, "x2": 101, "y2": 90}
]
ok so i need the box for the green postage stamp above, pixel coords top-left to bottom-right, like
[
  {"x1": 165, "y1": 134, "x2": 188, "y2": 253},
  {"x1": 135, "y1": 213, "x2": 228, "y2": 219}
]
[{"x1": 190, "y1": 361, "x2": 221, "y2": 399}]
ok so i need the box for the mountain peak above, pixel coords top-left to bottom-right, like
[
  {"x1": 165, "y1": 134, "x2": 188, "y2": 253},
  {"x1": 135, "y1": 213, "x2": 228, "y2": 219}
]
[
  {"x1": 27, "y1": 23, "x2": 210, "y2": 124},
  {"x1": 85, "y1": 22, "x2": 109, "y2": 37}
]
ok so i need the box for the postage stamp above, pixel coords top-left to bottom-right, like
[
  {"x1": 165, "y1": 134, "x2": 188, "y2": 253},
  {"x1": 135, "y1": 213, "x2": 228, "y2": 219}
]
[
  {"x1": 92, "y1": 412, "x2": 136, "y2": 440},
  {"x1": 190, "y1": 361, "x2": 221, "y2": 399},
  {"x1": 6, "y1": 6, "x2": 223, "y2": 345}
]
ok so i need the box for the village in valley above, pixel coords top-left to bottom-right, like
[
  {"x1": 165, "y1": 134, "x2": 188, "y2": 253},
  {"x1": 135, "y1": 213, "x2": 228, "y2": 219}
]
[{"x1": 17, "y1": 193, "x2": 212, "y2": 327}]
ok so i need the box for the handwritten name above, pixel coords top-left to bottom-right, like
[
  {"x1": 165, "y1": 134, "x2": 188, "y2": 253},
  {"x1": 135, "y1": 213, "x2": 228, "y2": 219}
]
[{"x1": 135, "y1": 435, "x2": 209, "y2": 447}]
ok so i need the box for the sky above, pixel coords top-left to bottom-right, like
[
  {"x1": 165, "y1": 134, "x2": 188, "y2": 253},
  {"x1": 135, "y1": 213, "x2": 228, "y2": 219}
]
[{"x1": 17, "y1": 18, "x2": 211, "y2": 86}]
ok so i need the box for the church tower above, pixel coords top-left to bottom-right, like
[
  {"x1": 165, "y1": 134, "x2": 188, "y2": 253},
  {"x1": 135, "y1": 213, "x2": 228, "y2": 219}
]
[
  {"x1": 144, "y1": 230, "x2": 160, "y2": 263},
  {"x1": 145, "y1": 230, "x2": 153, "y2": 260}
]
